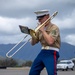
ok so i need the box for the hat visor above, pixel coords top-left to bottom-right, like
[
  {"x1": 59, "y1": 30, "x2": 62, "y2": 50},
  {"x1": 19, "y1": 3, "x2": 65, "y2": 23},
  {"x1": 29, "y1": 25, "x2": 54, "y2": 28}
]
[{"x1": 36, "y1": 14, "x2": 46, "y2": 20}]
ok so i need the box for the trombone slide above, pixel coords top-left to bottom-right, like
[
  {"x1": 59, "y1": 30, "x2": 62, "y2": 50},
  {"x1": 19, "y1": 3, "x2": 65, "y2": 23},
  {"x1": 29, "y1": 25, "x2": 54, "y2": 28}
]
[{"x1": 6, "y1": 35, "x2": 29, "y2": 58}]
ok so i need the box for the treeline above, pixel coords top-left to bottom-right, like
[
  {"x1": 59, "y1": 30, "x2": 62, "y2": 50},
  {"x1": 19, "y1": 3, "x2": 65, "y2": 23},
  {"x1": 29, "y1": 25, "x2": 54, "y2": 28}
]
[
  {"x1": 0, "y1": 58, "x2": 75, "y2": 68},
  {"x1": 21, "y1": 61, "x2": 32, "y2": 67},
  {"x1": 0, "y1": 58, "x2": 33, "y2": 67},
  {"x1": 0, "y1": 58, "x2": 18, "y2": 67}
]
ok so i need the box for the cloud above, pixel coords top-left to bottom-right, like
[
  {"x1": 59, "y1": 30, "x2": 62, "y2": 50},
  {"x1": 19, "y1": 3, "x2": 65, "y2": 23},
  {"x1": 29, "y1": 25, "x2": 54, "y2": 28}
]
[
  {"x1": 52, "y1": 9, "x2": 75, "y2": 30},
  {"x1": 64, "y1": 34, "x2": 75, "y2": 46},
  {"x1": 57, "y1": 0, "x2": 75, "y2": 3},
  {"x1": 0, "y1": 0, "x2": 51, "y2": 8},
  {"x1": 0, "y1": 16, "x2": 37, "y2": 35},
  {"x1": 0, "y1": 34, "x2": 23, "y2": 44},
  {"x1": 0, "y1": 16, "x2": 36, "y2": 44},
  {"x1": 0, "y1": 0, "x2": 75, "y2": 45},
  {"x1": 0, "y1": 0, "x2": 74, "y2": 18}
]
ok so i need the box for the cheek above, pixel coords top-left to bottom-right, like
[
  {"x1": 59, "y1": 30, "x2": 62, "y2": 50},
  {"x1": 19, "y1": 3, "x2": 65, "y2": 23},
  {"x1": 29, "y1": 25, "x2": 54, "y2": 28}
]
[
  {"x1": 38, "y1": 19, "x2": 42, "y2": 23},
  {"x1": 38, "y1": 20, "x2": 41, "y2": 23},
  {"x1": 38, "y1": 18, "x2": 45, "y2": 24}
]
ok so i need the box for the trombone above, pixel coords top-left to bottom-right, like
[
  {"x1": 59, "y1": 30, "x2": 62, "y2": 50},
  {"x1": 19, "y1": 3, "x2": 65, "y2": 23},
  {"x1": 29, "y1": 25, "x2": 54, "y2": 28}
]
[
  {"x1": 6, "y1": 35, "x2": 30, "y2": 58},
  {"x1": 6, "y1": 11, "x2": 58, "y2": 58}
]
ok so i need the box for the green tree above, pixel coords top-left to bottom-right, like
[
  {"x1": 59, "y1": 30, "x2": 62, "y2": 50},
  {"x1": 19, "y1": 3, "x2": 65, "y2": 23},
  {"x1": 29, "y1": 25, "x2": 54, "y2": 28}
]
[
  {"x1": 0, "y1": 58, "x2": 18, "y2": 67},
  {"x1": 22, "y1": 61, "x2": 32, "y2": 67}
]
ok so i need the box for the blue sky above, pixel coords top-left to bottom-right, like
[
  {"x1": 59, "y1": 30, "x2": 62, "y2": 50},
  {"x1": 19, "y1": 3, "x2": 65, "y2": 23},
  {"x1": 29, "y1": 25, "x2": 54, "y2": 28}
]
[{"x1": 0, "y1": 0, "x2": 75, "y2": 46}]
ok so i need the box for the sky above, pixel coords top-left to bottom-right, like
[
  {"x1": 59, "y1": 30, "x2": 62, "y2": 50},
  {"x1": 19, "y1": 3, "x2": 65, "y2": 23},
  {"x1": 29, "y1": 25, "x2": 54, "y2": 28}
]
[{"x1": 0, "y1": 0, "x2": 75, "y2": 46}]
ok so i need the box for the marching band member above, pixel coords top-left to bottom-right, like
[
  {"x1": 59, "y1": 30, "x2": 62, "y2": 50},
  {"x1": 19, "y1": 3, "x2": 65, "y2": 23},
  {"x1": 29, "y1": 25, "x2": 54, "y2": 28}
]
[{"x1": 29, "y1": 10, "x2": 61, "y2": 75}]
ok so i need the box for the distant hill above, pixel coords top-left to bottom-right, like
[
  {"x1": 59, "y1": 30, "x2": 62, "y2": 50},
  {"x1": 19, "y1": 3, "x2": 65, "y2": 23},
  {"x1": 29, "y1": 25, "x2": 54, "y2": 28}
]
[
  {"x1": 0, "y1": 42, "x2": 75, "y2": 61},
  {"x1": 59, "y1": 42, "x2": 75, "y2": 60}
]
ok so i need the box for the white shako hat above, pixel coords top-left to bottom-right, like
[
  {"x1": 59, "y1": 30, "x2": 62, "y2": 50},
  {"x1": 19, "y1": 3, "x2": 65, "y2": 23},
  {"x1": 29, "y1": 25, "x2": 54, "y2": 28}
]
[{"x1": 34, "y1": 9, "x2": 49, "y2": 19}]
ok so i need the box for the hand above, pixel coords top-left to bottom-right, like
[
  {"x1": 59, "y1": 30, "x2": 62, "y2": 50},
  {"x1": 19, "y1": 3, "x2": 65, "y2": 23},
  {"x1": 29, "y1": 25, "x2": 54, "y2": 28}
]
[
  {"x1": 30, "y1": 29, "x2": 36, "y2": 38},
  {"x1": 39, "y1": 25, "x2": 45, "y2": 32}
]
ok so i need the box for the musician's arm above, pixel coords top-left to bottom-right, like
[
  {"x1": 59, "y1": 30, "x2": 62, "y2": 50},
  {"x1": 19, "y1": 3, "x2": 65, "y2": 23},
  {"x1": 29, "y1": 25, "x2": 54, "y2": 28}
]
[{"x1": 30, "y1": 38, "x2": 39, "y2": 45}]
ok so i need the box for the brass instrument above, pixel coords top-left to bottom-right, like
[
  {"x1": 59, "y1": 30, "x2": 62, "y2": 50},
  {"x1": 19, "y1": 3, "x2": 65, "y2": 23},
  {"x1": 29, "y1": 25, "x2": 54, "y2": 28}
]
[{"x1": 6, "y1": 11, "x2": 58, "y2": 58}]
